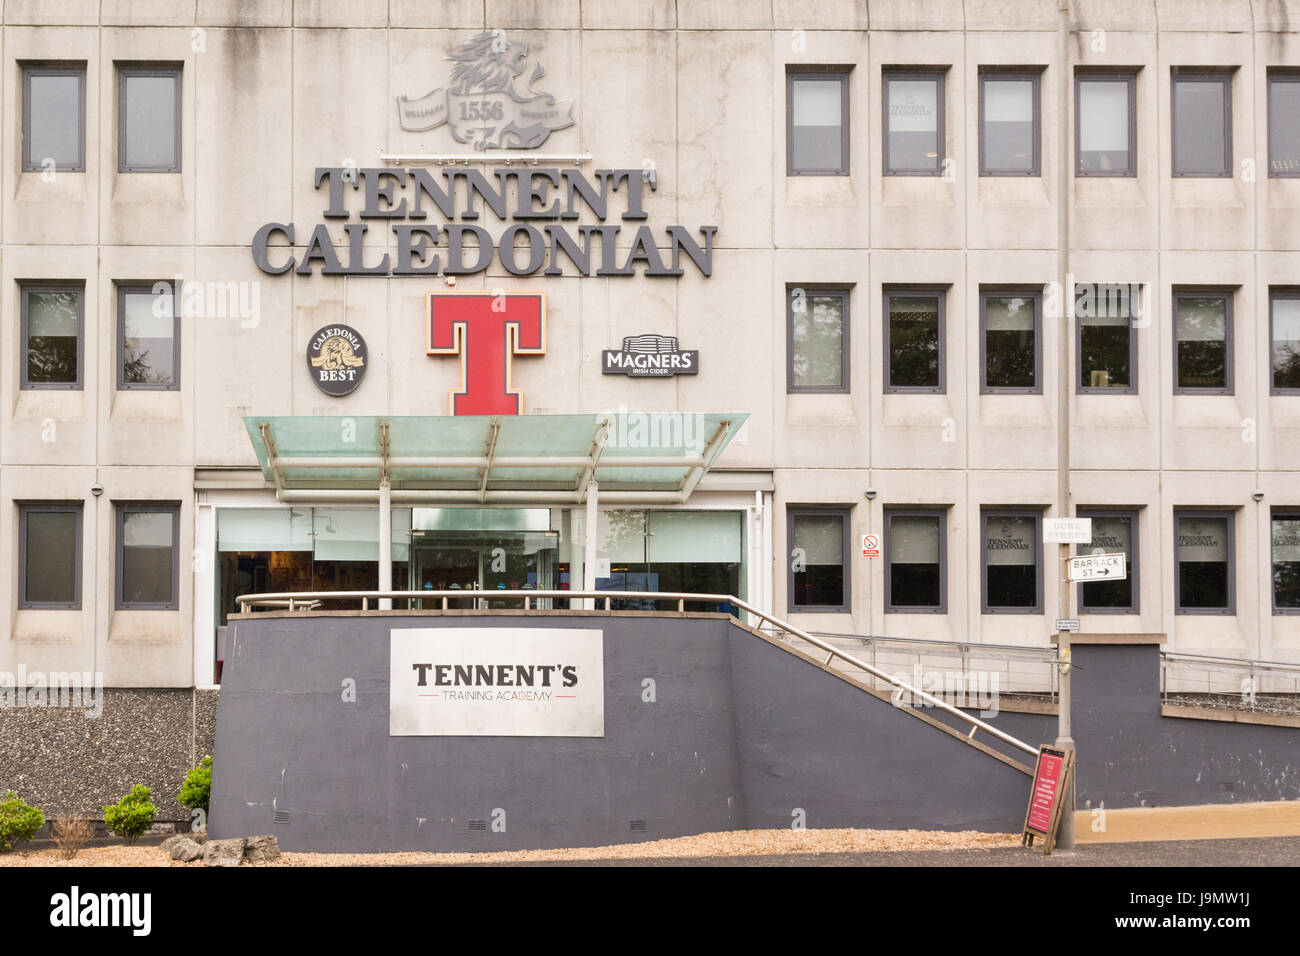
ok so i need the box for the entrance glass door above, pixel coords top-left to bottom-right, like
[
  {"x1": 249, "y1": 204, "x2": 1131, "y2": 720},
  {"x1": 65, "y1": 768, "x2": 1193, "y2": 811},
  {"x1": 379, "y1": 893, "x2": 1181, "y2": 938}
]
[{"x1": 409, "y1": 529, "x2": 559, "y2": 609}]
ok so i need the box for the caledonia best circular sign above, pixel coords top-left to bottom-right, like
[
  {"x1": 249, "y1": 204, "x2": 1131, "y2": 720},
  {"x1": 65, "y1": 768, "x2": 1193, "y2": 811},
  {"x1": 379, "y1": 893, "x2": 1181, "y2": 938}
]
[{"x1": 307, "y1": 324, "x2": 368, "y2": 396}]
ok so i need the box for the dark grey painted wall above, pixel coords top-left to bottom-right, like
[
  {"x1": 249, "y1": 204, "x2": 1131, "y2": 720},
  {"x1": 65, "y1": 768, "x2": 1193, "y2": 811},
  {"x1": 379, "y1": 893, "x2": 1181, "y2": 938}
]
[
  {"x1": 947, "y1": 644, "x2": 1300, "y2": 810},
  {"x1": 210, "y1": 614, "x2": 1035, "y2": 851},
  {"x1": 211, "y1": 618, "x2": 1300, "y2": 852}
]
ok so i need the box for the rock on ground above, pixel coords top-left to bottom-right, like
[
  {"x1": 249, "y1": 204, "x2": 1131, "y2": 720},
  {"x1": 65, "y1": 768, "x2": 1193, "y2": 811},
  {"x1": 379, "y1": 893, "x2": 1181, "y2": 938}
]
[
  {"x1": 203, "y1": 838, "x2": 246, "y2": 867},
  {"x1": 243, "y1": 835, "x2": 280, "y2": 863},
  {"x1": 169, "y1": 838, "x2": 204, "y2": 862}
]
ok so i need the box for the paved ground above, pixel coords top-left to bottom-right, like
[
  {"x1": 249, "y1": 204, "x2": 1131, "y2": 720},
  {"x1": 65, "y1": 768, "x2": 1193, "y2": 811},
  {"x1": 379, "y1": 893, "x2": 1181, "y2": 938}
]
[
  {"x1": 478, "y1": 836, "x2": 1300, "y2": 867},
  {"x1": 1074, "y1": 800, "x2": 1300, "y2": 844}
]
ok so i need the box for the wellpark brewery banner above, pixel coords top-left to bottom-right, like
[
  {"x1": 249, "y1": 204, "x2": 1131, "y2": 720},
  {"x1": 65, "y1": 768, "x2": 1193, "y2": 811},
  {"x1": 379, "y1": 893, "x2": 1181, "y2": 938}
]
[{"x1": 389, "y1": 628, "x2": 604, "y2": 737}]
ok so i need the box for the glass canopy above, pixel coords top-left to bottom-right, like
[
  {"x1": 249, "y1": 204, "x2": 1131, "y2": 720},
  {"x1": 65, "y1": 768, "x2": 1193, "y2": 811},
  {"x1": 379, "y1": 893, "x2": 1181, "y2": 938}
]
[{"x1": 243, "y1": 413, "x2": 748, "y2": 503}]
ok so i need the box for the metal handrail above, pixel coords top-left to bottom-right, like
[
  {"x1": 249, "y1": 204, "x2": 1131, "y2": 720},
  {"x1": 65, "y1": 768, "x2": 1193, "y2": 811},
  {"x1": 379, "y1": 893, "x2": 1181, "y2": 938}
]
[
  {"x1": 1161, "y1": 651, "x2": 1300, "y2": 675},
  {"x1": 233, "y1": 588, "x2": 1039, "y2": 758}
]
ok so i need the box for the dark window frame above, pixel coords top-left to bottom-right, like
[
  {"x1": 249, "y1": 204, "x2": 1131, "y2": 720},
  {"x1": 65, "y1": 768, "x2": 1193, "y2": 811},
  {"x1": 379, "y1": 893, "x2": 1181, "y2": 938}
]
[
  {"x1": 1075, "y1": 507, "x2": 1140, "y2": 615},
  {"x1": 1172, "y1": 288, "x2": 1234, "y2": 395},
  {"x1": 1267, "y1": 70, "x2": 1300, "y2": 178},
  {"x1": 18, "y1": 502, "x2": 83, "y2": 610},
  {"x1": 116, "y1": 282, "x2": 181, "y2": 390},
  {"x1": 1171, "y1": 69, "x2": 1233, "y2": 178},
  {"x1": 117, "y1": 63, "x2": 183, "y2": 174},
  {"x1": 1075, "y1": 283, "x2": 1139, "y2": 395},
  {"x1": 978, "y1": 68, "x2": 1042, "y2": 177},
  {"x1": 980, "y1": 508, "x2": 1044, "y2": 614},
  {"x1": 20, "y1": 281, "x2": 85, "y2": 390},
  {"x1": 884, "y1": 507, "x2": 947, "y2": 614},
  {"x1": 979, "y1": 287, "x2": 1043, "y2": 394},
  {"x1": 787, "y1": 285, "x2": 851, "y2": 394},
  {"x1": 1174, "y1": 509, "x2": 1236, "y2": 615},
  {"x1": 1268, "y1": 288, "x2": 1300, "y2": 395},
  {"x1": 785, "y1": 66, "x2": 851, "y2": 177},
  {"x1": 882, "y1": 68, "x2": 946, "y2": 177},
  {"x1": 1074, "y1": 70, "x2": 1137, "y2": 178},
  {"x1": 115, "y1": 502, "x2": 181, "y2": 611},
  {"x1": 884, "y1": 286, "x2": 946, "y2": 393},
  {"x1": 1271, "y1": 508, "x2": 1300, "y2": 615},
  {"x1": 787, "y1": 506, "x2": 852, "y2": 614},
  {"x1": 21, "y1": 62, "x2": 87, "y2": 173}
]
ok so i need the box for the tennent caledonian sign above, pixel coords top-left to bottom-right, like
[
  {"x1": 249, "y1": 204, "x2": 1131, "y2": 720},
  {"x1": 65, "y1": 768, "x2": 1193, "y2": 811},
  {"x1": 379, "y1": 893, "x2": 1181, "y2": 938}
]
[{"x1": 252, "y1": 166, "x2": 716, "y2": 278}]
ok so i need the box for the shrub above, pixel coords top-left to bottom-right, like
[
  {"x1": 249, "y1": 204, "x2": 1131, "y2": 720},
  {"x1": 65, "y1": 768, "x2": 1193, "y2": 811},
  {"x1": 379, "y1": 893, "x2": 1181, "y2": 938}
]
[
  {"x1": 51, "y1": 815, "x2": 93, "y2": 860},
  {"x1": 0, "y1": 791, "x2": 45, "y2": 853},
  {"x1": 177, "y1": 756, "x2": 212, "y2": 814},
  {"x1": 103, "y1": 785, "x2": 157, "y2": 845}
]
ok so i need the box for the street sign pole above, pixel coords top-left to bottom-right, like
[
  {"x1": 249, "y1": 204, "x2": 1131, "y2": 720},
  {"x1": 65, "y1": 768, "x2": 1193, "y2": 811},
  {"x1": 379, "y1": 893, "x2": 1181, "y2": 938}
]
[{"x1": 1054, "y1": 0, "x2": 1075, "y2": 852}]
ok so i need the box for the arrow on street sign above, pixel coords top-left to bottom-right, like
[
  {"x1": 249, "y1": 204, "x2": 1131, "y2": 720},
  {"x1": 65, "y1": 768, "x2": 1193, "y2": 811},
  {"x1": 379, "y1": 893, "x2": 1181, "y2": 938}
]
[{"x1": 1067, "y1": 552, "x2": 1127, "y2": 582}]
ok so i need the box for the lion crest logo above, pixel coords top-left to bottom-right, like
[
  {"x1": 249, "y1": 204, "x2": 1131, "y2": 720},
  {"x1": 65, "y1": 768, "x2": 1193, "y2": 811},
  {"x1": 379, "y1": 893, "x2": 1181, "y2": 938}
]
[
  {"x1": 396, "y1": 30, "x2": 576, "y2": 150},
  {"x1": 306, "y1": 325, "x2": 368, "y2": 397}
]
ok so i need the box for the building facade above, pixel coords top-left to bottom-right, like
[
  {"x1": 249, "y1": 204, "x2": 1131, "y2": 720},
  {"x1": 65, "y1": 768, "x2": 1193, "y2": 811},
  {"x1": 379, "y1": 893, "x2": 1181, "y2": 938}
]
[{"x1": 4, "y1": 0, "x2": 1300, "y2": 708}]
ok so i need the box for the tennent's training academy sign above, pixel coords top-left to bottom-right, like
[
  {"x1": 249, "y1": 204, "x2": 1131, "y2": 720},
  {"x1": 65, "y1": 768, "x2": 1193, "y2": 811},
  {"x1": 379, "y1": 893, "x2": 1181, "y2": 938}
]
[{"x1": 390, "y1": 628, "x2": 605, "y2": 737}]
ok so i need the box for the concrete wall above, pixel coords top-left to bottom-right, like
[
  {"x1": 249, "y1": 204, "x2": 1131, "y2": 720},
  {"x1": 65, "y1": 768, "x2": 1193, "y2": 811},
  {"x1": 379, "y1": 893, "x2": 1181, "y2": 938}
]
[
  {"x1": 3, "y1": 1, "x2": 1300, "y2": 689},
  {"x1": 0, "y1": 687, "x2": 217, "y2": 822},
  {"x1": 210, "y1": 612, "x2": 1037, "y2": 850}
]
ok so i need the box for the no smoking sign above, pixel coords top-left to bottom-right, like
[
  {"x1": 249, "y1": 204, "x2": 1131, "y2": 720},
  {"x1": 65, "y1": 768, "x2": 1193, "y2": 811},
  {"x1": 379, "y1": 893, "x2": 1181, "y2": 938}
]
[{"x1": 861, "y1": 534, "x2": 879, "y2": 558}]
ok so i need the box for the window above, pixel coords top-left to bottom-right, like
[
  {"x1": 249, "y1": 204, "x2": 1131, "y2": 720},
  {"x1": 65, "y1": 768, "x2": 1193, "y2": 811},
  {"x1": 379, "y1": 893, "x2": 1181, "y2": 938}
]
[
  {"x1": 1076, "y1": 283, "x2": 1138, "y2": 392},
  {"x1": 1076, "y1": 509, "x2": 1138, "y2": 613},
  {"x1": 982, "y1": 509, "x2": 1042, "y2": 612},
  {"x1": 118, "y1": 283, "x2": 180, "y2": 389},
  {"x1": 22, "y1": 64, "x2": 85, "y2": 172},
  {"x1": 788, "y1": 508, "x2": 850, "y2": 612},
  {"x1": 885, "y1": 509, "x2": 946, "y2": 612},
  {"x1": 1172, "y1": 71, "x2": 1231, "y2": 177},
  {"x1": 1175, "y1": 511, "x2": 1234, "y2": 614},
  {"x1": 979, "y1": 71, "x2": 1040, "y2": 175},
  {"x1": 883, "y1": 71, "x2": 944, "y2": 175},
  {"x1": 21, "y1": 283, "x2": 83, "y2": 389},
  {"x1": 1269, "y1": 291, "x2": 1300, "y2": 393},
  {"x1": 116, "y1": 504, "x2": 180, "y2": 609},
  {"x1": 1271, "y1": 511, "x2": 1300, "y2": 613},
  {"x1": 885, "y1": 289, "x2": 944, "y2": 392},
  {"x1": 786, "y1": 69, "x2": 849, "y2": 175},
  {"x1": 1075, "y1": 72, "x2": 1135, "y2": 176},
  {"x1": 788, "y1": 287, "x2": 849, "y2": 392},
  {"x1": 980, "y1": 290, "x2": 1041, "y2": 393},
  {"x1": 19, "y1": 504, "x2": 82, "y2": 609},
  {"x1": 1173, "y1": 291, "x2": 1233, "y2": 393},
  {"x1": 1268, "y1": 72, "x2": 1300, "y2": 177},
  {"x1": 118, "y1": 65, "x2": 181, "y2": 172}
]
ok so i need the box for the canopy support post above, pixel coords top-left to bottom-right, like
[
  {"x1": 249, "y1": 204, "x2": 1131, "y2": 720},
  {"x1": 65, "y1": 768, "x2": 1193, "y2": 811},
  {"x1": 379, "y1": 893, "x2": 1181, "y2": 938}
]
[
  {"x1": 378, "y1": 477, "x2": 392, "y2": 610},
  {"x1": 583, "y1": 480, "x2": 599, "y2": 610}
]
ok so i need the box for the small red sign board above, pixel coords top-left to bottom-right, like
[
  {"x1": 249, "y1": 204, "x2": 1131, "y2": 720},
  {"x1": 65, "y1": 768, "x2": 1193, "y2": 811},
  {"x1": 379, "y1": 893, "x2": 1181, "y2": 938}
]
[
  {"x1": 1022, "y1": 745, "x2": 1074, "y2": 853},
  {"x1": 861, "y1": 534, "x2": 879, "y2": 558}
]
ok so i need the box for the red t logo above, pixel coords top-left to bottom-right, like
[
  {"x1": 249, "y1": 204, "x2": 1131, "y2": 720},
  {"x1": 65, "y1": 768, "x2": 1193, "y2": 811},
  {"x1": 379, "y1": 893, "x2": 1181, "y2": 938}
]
[{"x1": 426, "y1": 292, "x2": 546, "y2": 415}]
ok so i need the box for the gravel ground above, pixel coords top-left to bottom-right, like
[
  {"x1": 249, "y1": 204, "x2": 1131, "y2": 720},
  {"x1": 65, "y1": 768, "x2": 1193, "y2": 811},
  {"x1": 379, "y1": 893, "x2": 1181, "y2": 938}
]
[{"x1": 0, "y1": 828, "x2": 1019, "y2": 867}]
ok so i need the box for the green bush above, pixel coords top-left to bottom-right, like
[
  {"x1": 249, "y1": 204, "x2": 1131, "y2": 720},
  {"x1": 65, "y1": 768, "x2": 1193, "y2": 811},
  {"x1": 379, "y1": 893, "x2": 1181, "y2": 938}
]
[
  {"x1": 178, "y1": 756, "x2": 212, "y2": 814},
  {"x1": 103, "y1": 785, "x2": 157, "y2": 845},
  {"x1": 0, "y1": 792, "x2": 45, "y2": 853}
]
